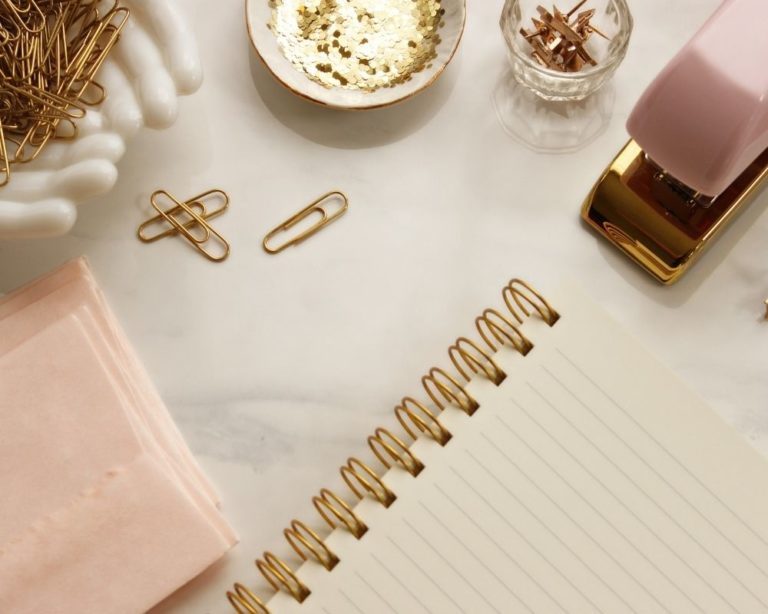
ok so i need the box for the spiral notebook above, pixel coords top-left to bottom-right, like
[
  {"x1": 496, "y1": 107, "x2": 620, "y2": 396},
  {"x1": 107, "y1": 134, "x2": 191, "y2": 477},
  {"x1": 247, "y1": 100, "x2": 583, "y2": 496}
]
[{"x1": 228, "y1": 280, "x2": 768, "y2": 614}]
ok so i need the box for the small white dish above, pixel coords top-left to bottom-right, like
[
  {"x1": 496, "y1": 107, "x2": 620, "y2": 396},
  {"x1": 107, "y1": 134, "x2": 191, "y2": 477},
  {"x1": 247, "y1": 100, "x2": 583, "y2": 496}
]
[{"x1": 245, "y1": 0, "x2": 466, "y2": 110}]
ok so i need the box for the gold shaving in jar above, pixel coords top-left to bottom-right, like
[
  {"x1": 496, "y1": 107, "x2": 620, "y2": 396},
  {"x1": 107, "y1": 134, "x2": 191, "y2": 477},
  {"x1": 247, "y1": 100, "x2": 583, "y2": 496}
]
[{"x1": 269, "y1": 0, "x2": 444, "y2": 91}]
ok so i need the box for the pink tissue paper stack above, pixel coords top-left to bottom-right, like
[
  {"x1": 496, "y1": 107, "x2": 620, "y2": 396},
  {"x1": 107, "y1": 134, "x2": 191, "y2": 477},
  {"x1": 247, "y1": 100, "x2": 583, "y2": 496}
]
[{"x1": 0, "y1": 258, "x2": 237, "y2": 613}]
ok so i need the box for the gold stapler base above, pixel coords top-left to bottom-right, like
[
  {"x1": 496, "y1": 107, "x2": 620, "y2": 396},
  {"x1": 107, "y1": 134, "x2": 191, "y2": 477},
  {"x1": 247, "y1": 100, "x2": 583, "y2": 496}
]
[{"x1": 581, "y1": 140, "x2": 768, "y2": 284}]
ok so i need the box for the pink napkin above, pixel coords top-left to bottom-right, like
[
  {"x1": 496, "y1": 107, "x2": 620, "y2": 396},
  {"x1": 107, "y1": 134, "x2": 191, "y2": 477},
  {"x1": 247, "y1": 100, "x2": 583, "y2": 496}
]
[{"x1": 0, "y1": 259, "x2": 237, "y2": 614}]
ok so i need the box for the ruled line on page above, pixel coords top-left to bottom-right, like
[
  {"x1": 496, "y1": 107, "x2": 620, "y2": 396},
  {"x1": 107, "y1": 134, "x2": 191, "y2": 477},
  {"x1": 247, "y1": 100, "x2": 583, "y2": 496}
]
[
  {"x1": 370, "y1": 552, "x2": 435, "y2": 614},
  {"x1": 401, "y1": 517, "x2": 503, "y2": 614},
  {"x1": 416, "y1": 500, "x2": 535, "y2": 614},
  {"x1": 434, "y1": 483, "x2": 568, "y2": 614},
  {"x1": 448, "y1": 465, "x2": 602, "y2": 614},
  {"x1": 557, "y1": 347, "x2": 768, "y2": 553},
  {"x1": 528, "y1": 380, "x2": 764, "y2": 611},
  {"x1": 465, "y1": 448, "x2": 639, "y2": 614},
  {"x1": 501, "y1": 402, "x2": 707, "y2": 613},
  {"x1": 481, "y1": 428, "x2": 672, "y2": 613},
  {"x1": 338, "y1": 588, "x2": 365, "y2": 614},
  {"x1": 543, "y1": 361, "x2": 768, "y2": 581},
  {"x1": 385, "y1": 535, "x2": 467, "y2": 614},
  {"x1": 353, "y1": 570, "x2": 398, "y2": 614}
]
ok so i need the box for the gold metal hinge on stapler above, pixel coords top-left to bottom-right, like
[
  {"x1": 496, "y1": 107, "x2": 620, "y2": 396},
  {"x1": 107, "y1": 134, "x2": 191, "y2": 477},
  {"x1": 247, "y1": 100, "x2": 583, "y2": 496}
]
[{"x1": 581, "y1": 140, "x2": 768, "y2": 284}]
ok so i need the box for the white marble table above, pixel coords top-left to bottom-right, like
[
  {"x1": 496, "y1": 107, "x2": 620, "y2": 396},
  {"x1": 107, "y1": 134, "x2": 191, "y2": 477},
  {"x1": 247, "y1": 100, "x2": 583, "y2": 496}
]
[{"x1": 1, "y1": 0, "x2": 766, "y2": 612}]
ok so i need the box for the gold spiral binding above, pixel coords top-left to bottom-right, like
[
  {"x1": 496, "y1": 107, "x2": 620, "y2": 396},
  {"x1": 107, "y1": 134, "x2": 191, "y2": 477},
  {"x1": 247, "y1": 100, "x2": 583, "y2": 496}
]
[
  {"x1": 368, "y1": 427, "x2": 424, "y2": 476},
  {"x1": 313, "y1": 488, "x2": 368, "y2": 538},
  {"x1": 341, "y1": 457, "x2": 397, "y2": 507},
  {"x1": 284, "y1": 520, "x2": 339, "y2": 570},
  {"x1": 256, "y1": 552, "x2": 311, "y2": 603},
  {"x1": 421, "y1": 367, "x2": 479, "y2": 415},
  {"x1": 503, "y1": 278, "x2": 560, "y2": 326},
  {"x1": 448, "y1": 336, "x2": 506, "y2": 385},
  {"x1": 227, "y1": 583, "x2": 270, "y2": 614},
  {"x1": 395, "y1": 397, "x2": 452, "y2": 446},
  {"x1": 227, "y1": 278, "x2": 558, "y2": 613},
  {"x1": 475, "y1": 308, "x2": 533, "y2": 356}
]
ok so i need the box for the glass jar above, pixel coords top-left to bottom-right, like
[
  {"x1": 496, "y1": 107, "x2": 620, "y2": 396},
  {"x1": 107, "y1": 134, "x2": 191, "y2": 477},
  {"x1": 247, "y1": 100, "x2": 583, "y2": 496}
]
[{"x1": 500, "y1": 0, "x2": 633, "y2": 101}]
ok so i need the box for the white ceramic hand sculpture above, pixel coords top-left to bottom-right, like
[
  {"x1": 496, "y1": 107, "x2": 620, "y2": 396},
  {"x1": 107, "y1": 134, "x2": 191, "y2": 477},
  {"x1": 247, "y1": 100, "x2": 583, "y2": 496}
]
[{"x1": 0, "y1": 0, "x2": 202, "y2": 240}]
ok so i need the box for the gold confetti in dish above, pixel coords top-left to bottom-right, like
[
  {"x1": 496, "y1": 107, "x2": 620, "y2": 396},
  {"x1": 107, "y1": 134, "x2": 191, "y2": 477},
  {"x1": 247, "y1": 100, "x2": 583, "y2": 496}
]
[
  {"x1": 246, "y1": 0, "x2": 466, "y2": 109},
  {"x1": 269, "y1": 0, "x2": 443, "y2": 91}
]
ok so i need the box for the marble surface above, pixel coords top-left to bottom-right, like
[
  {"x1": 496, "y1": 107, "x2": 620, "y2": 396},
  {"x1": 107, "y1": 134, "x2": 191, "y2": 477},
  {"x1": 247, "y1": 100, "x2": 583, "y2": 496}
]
[{"x1": 1, "y1": 0, "x2": 767, "y2": 612}]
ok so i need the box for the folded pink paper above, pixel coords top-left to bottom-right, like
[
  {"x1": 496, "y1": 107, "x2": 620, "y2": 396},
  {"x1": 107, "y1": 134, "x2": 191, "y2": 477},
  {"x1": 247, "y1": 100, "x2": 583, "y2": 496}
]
[
  {"x1": 0, "y1": 258, "x2": 219, "y2": 506},
  {"x1": 0, "y1": 455, "x2": 232, "y2": 614},
  {"x1": 0, "y1": 259, "x2": 237, "y2": 613}
]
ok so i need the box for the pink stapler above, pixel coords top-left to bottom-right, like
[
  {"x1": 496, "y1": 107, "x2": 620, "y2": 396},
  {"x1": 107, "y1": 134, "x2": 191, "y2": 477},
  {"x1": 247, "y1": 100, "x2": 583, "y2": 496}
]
[{"x1": 581, "y1": 0, "x2": 768, "y2": 284}]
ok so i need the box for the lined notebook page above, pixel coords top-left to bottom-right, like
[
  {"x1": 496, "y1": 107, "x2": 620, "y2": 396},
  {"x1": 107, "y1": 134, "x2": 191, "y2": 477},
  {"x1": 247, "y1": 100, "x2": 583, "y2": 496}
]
[{"x1": 268, "y1": 283, "x2": 768, "y2": 614}]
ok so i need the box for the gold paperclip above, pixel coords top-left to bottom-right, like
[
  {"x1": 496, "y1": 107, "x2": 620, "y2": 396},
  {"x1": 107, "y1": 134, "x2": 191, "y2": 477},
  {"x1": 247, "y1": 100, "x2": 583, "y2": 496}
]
[
  {"x1": 137, "y1": 189, "x2": 229, "y2": 243},
  {"x1": 141, "y1": 189, "x2": 231, "y2": 262},
  {"x1": 262, "y1": 190, "x2": 348, "y2": 254}
]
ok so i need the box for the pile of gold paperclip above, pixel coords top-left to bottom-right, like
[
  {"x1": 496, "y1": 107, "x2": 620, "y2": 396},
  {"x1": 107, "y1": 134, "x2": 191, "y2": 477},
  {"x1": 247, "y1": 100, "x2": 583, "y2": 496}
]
[
  {"x1": 0, "y1": 0, "x2": 129, "y2": 187},
  {"x1": 138, "y1": 189, "x2": 231, "y2": 262}
]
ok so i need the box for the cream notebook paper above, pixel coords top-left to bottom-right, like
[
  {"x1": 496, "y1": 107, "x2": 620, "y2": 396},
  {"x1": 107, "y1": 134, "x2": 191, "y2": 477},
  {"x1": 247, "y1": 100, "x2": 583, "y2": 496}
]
[{"x1": 231, "y1": 281, "x2": 768, "y2": 614}]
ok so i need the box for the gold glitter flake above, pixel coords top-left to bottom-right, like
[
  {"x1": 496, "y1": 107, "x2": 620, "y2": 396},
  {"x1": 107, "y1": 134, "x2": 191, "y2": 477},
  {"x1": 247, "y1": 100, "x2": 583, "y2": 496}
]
[{"x1": 269, "y1": 0, "x2": 445, "y2": 91}]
